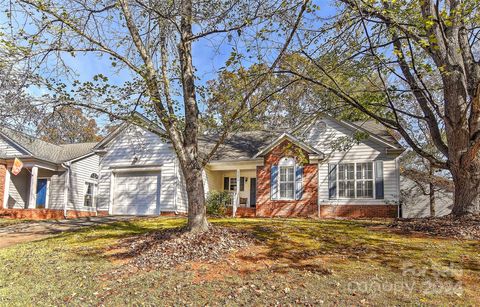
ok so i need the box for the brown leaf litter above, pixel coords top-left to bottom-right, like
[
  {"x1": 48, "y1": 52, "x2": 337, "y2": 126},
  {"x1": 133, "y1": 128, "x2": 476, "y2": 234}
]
[
  {"x1": 109, "y1": 226, "x2": 257, "y2": 270},
  {"x1": 387, "y1": 214, "x2": 480, "y2": 240}
]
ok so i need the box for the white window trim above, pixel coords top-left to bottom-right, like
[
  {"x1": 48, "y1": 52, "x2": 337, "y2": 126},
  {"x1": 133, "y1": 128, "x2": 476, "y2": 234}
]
[
  {"x1": 278, "y1": 157, "x2": 296, "y2": 201},
  {"x1": 83, "y1": 180, "x2": 98, "y2": 208},
  {"x1": 336, "y1": 161, "x2": 375, "y2": 200},
  {"x1": 225, "y1": 177, "x2": 246, "y2": 192}
]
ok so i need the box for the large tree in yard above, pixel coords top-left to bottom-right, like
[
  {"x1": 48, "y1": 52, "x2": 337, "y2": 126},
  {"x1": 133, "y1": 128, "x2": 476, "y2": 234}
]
[
  {"x1": 5, "y1": 0, "x2": 308, "y2": 231},
  {"x1": 284, "y1": 0, "x2": 480, "y2": 216},
  {"x1": 37, "y1": 106, "x2": 101, "y2": 144}
]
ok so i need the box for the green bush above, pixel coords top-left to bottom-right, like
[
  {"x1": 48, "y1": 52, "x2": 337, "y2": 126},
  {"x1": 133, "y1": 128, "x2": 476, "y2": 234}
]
[{"x1": 206, "y1": 191, "x2": 232, "y2": 216}]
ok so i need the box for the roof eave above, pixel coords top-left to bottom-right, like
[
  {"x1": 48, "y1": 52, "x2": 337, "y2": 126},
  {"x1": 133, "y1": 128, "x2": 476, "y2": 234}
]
[
  {"x1": 253, "y1": 133, "x2": 323, "y2": 158},
  {"x1": 0, "y1": 131, "x2": 35, "y2": 156}
]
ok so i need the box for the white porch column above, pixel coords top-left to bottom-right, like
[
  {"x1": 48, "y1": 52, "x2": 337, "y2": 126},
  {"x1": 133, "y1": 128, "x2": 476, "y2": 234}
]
[
  {"x1": 233, "y1": 168, "x2": 240, "y2": 217},
  {"x1": 3, "y1": 168, "x2": 10, "y2": 209},
  {"x1": 28, "y1": 166, "x2": 38, "y2": 209}
]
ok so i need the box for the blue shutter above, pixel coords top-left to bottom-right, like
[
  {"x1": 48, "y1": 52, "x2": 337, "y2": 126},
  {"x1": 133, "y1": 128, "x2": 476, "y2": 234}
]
[
  {"x1": 295, "y1": 165, "x2": 303, "y2": 200},
  {"x1": 328, "y1": 164, "x2": 337, "y2": 199},
  {"x1": 375, "y1": 161, "x2": 384, "y2": 199},
  {"x1": 271, "y1": 165, "x2": 278, "y2": 200}
]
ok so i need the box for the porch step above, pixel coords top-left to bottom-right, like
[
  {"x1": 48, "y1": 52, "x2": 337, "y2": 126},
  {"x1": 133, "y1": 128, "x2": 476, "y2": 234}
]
[{"x1": 226, "y1": 207, "x2": 256, "y2": 218}]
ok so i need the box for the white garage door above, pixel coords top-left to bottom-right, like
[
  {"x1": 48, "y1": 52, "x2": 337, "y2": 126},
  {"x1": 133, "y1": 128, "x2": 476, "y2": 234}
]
[{"x1": 113, "y1": 171, "x2": 161, "y2": 215}]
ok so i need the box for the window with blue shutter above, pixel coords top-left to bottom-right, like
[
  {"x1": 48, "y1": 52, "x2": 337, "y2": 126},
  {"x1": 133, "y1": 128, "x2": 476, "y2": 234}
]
[
  {"x1": 271, "y1": 165, "x2": 278, "y2": 200},
  {"x1": 375, "y1": 160, "x2": 384, "y2": 199},
  {"x1": 295, "y1": 165, "x2": 303, "y2": 200},
  {"x1": 328, "y1": 164, "x2": 337, "y2": 199}
]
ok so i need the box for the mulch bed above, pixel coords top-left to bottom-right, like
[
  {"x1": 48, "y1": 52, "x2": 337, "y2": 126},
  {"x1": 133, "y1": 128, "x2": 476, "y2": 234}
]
[
  {"x1": 388, "y1": 214, "x2": 480, "y2": 240},
  {"x1": 112, "y1": 226, "x2": 257, "y2": 270}
]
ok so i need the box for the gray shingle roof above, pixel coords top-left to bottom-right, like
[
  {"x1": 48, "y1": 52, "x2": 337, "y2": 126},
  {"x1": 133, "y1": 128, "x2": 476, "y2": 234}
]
[
  {"x1": 0, "y1": 127, "x2": 98, "y2": 163},
  {"x1": 352, "y1": 120, "x2": 402, "y2": 148},
  {"x1": 201, "y1": 119, "x2": 402, "y2": 161},
  {"x1": 200, "y1": 130, "x2": 280, "y2": 161}
]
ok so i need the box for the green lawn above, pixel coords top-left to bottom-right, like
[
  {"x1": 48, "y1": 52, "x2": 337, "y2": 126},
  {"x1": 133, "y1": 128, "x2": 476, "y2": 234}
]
[{"x1": 0, "y1": 217, "x2": 478, "y2": 306}]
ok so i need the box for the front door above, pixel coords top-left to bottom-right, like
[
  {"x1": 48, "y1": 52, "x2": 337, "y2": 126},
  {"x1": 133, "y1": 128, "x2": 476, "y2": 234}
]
[
  {"x1": 36, "y1": 179, "x2": 48, "y2": 208},
  {"x1": 250, "y1": 178, "x2": 257, "y2": 207}
]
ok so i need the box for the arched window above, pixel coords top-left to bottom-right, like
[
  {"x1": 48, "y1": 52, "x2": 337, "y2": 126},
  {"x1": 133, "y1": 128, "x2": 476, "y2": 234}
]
[
  {"x1": 90, "y1": 173, "x2": 99, "y2": 180},
  {"x1": 278, "y1": 157, "x2": 295, "y2": 199}
]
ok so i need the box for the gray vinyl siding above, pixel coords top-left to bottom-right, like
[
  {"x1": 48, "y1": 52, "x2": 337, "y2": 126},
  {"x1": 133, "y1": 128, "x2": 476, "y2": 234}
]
[
  {"x1": 0, "y1": 136, "x2": 28, "y2": 157},
  {"x1": 97, "y1": 171, "x2": 111, "y2": 211},
  {"x1": 38, "y1": 168, "x2": 66, "y2": 210},
  {"x1": 400, "y1": 176, "x2": 452, "y2": 218},
  {"x1": 47, "y1": 172, "x2": 66, "y2": 210},
  {"x1": 97, "y1": 125, "x2": 188, "y2": 213},
  {"x1": 7, "y1": 169, "x2": 29, "y2": 209},
  {"x1": 67, "y1": 154, "x2": 100, "y2": 211},
  {"x1": 303, "y1": 118, "x2": 400, "y2": 205}
]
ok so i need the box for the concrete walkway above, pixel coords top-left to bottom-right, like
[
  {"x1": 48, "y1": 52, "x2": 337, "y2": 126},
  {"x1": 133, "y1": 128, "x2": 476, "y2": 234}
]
[{"x1": 0, "y1": 216, "x2": 137, "y2": 249}]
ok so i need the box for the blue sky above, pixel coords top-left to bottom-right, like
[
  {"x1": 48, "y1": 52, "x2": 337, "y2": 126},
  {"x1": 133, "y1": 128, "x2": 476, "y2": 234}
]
[{"x1": 8, "y1": 0, "x2": 336, "y2": 127}]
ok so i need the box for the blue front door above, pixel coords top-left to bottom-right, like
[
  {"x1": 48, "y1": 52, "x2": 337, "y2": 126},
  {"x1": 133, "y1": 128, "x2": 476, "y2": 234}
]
[{"x1": 36, "y1": 179, "x2": 48, "y2": 208}]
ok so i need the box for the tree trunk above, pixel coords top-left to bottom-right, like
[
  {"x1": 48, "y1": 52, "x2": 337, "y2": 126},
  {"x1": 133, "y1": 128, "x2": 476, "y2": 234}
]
[
  {"x1": 450, "y1": 160, "x2": 480, "y2": 216},
  {"x1": 183, "y1": 165, "x2": 209, "y2": 232},
  {"x1": 442, "y1": 73, "x2": 480, "y2": 217}
]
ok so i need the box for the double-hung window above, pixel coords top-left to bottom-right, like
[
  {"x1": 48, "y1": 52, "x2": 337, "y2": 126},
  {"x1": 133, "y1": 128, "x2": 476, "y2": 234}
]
[
  {"x1": 338, "y1": 163, "x2": 355, "y2": 198},
  {"x1": 278, "y1": 157, "x2": 295, "y2": 199},
  {"x1": 356, "y1": 163, "x2": 373, "y2": 198},
  {"x1": 224, "y1": 177, "x2": 245, "y2": 191},
  {"x1": 229, "y1": 178, "x2": 237, "y2": 191},
  {"x1": 337, "y1": 162, "x2": 374, "y2": 198},
  {"x1": 84, "y1": 181, "x2": 97, "y2": 207}
]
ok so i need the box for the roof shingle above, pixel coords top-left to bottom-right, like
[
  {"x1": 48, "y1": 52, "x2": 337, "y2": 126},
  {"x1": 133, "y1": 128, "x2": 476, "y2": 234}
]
[{"x1": 0, "y1": 127, "x2": 98, "y2": 163}]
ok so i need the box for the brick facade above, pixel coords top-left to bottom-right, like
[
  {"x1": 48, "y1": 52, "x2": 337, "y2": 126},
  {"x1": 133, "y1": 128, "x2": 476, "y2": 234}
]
[
  {"x1": 256, "y1": 140, "x2": 318, "y2": 218},
  {"x1": 0, "y1": 164, "x2": 6, "y2": 209},
  {"x1": 320, "y1": 204, "x2": 398, "y2": 218},
  {"x1": 226, "y1": 207, "x2": 256, "y2": 218}
]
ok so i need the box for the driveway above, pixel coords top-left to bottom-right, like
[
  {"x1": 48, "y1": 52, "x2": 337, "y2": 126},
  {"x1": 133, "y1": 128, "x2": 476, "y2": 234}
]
[{"x1": 0, "y1": 216, "x2": 137, "y2": 249}]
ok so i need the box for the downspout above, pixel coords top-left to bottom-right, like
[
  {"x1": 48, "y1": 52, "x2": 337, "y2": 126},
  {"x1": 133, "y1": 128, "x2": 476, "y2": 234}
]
[
  {"x1": 62, "y1": 162, "x2": 71, "y2": 219},
  {"x1": 317, "y1": 163, "x2": 321, "y2": 219}
]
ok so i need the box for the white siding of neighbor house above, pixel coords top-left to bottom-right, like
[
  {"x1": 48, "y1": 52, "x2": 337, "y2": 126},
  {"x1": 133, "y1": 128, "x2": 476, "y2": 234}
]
[
  {"x1": 0, "y1": 136, "x2": 28, "y2": 157},
  {"x1": 400, "y1": 176, "x2": 452, "y2": 218},
  {"x1": 97, "y1": 125, "x2": 188, "y2": 213},
  {"x1": 301, "y1": 117, "x2": 400, "y2": 205},
  {"x1": 67, "y1": 154, "x2": 100, "y2": 212}
]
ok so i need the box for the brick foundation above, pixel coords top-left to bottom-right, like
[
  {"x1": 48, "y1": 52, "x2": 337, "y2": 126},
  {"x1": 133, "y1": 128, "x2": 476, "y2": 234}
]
[
  {"x1": 256, "y1": 140, "x2": 318, "y2": 218},
  {"x1": 0, "y1": 164, "x2": 6, "y2": 209},
  {"x1": 320, "y1": 204, "x2": 398, "y2": 218},
  {"x1": 0, "y1": 209, "x2": 99, "y2": 220}
]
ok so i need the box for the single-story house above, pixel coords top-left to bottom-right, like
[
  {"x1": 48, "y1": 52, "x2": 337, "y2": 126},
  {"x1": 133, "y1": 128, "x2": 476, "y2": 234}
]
[
  {"x1": 0, "y1": 114, "x2": 404, "y2": 219},
  {"x1": 0, "y1": 127, "x2": 100, "y2": 219}
]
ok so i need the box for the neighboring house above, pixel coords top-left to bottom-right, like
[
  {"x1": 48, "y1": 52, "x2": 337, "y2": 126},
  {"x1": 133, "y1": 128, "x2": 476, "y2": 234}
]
[
  {"x1": 94, "y1": 114, "x2": 404, "y2": 218},
  {"x1": 0, "y1": 127, "x2": 100, "y2": 219},
  {"x1": 0, "y1": 113, "x2": 405, "y2": 219},
  {"x1": 400, "y1": 174, "x2": 453, "y2": 218}
]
